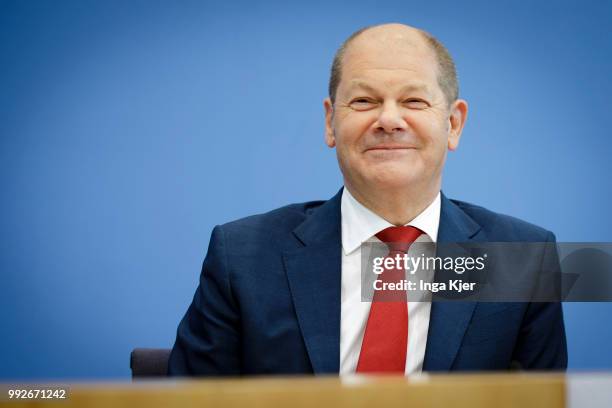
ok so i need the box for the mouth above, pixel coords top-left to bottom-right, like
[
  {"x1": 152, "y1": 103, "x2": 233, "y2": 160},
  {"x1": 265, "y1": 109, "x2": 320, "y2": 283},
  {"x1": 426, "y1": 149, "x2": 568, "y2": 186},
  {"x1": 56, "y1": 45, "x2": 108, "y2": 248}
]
[{"x1": 364, "y1": 145, "x2": 416, "y2": 152}]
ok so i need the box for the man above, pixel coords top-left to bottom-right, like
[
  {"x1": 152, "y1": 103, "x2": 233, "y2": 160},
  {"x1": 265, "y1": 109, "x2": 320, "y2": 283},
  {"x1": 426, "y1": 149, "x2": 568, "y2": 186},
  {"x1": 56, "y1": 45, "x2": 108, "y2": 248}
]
[{"x1": 168, "y1": 23, "x2": 567, "y2": 376}]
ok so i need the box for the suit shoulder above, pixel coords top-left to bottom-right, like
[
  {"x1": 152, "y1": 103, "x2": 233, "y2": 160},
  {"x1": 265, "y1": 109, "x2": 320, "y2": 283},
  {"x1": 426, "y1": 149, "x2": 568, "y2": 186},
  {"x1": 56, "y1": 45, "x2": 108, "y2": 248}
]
[
  {"x1": 217, "y1": 198, "x2": 326, "y2": 236},
  {"x1": 450, "y1": 198, "x2": 555, "y2": 241}
]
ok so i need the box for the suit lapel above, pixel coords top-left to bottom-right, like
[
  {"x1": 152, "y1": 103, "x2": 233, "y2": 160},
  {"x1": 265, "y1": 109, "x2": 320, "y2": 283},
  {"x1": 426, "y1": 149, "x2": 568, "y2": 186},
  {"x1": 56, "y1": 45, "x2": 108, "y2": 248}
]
[
  {"x1": 423, "y1": 193, "x2": 484, "y2": 371},
  {"x1": 283, "y1": 188, "x2": 343, "y2": 374}
]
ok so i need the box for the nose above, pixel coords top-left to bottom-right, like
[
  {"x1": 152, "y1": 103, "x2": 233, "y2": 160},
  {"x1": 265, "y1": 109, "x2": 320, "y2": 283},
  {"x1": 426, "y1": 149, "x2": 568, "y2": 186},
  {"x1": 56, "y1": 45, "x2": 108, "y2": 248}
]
[{"x1": 374, "y1": 101, "x2": 406, "y2": 134}]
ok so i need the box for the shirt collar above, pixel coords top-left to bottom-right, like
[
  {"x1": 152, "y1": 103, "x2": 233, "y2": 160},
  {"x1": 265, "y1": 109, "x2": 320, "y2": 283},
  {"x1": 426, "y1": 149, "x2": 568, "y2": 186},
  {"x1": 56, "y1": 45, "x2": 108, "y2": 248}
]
[{"x1": 340, "y1": 187, "x2": 441, "y2": 255}]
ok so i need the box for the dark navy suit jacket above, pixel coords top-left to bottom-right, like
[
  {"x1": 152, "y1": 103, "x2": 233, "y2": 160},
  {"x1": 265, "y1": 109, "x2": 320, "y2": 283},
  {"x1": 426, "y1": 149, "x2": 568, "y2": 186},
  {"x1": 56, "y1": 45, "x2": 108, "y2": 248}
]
[{"x1": 168, "y1": 188, "x2": 567, "y2": 375}]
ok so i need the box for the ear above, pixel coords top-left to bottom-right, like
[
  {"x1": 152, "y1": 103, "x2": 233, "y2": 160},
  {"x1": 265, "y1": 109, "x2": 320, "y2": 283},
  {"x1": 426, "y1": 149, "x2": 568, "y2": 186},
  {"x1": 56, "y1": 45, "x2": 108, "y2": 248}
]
[
  {"x1": 324, "y1": 97, "x2": 336, "y2": 148},
  {"x1": 447, "y1": 99, "x2": 468, "y2": 151}
]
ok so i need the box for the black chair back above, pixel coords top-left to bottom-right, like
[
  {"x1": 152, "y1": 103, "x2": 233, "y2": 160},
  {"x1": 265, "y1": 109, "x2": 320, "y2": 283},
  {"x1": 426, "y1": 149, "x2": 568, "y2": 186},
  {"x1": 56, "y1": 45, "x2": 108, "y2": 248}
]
[{"x1": 130, "y1": 348, "x2": 171, "y2": 378}]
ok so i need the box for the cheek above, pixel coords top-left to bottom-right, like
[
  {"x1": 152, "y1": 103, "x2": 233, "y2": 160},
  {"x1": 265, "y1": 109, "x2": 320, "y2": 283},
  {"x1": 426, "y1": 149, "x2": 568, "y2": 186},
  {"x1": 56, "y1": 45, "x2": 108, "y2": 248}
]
[
  {"x1": 408, "y1": 115, "x2": 449, "y2": 149},
  {"x1": 335, "y1": 113, "x2": 374, "y2": 142}
]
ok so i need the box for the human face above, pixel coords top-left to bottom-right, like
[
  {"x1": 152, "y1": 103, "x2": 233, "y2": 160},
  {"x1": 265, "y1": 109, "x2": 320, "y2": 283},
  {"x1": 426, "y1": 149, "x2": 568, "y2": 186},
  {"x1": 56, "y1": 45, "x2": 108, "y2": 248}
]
[{"x1": 324, "y1": 29, "x2": 467, "y2": 197}]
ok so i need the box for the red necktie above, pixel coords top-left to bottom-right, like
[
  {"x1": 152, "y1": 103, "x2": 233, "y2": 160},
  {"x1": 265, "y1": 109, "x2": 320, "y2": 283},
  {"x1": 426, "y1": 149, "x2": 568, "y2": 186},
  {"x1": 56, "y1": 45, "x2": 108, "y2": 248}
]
[{"x1": 356, "y1": 226, "x2": 423, "y2": 374}]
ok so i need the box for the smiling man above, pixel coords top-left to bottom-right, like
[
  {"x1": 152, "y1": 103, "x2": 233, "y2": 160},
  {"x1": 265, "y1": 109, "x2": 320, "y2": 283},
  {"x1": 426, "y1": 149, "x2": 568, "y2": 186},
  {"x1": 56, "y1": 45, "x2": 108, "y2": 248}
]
[
  {"x1": 168, "y1": 23, "x2": 567, "y2": 376},
  {"x1": 324, "y1": 24, "x2": 465, "y2": 228}
]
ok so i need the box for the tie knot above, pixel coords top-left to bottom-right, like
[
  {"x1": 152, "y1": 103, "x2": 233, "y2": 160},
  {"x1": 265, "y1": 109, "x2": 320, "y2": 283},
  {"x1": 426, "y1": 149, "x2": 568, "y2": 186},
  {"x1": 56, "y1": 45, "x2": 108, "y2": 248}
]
[{"x1": 375, "y1": 226, "x2": 423, "y2": 253}]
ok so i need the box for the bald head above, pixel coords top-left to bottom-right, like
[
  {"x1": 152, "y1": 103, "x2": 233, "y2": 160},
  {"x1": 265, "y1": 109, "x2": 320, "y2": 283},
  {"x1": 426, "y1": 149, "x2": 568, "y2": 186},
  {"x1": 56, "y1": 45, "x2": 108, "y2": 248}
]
[{"x1": 328, "y1": 23, "x2": 458, "y2": 107}]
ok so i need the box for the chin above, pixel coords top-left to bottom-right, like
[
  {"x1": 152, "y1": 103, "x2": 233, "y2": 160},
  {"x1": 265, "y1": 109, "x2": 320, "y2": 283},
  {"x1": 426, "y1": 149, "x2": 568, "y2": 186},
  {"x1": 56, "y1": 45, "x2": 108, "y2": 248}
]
[{"x1": 366, "y1": 172, "x2": 420, "y2": 191}]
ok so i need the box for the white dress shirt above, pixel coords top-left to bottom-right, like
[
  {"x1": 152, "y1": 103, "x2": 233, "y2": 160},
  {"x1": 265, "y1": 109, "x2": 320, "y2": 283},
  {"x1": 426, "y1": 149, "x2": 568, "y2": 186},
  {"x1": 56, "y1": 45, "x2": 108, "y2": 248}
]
[{"x1": 339, "y1": 187, "x2": 441, "y2": 375}]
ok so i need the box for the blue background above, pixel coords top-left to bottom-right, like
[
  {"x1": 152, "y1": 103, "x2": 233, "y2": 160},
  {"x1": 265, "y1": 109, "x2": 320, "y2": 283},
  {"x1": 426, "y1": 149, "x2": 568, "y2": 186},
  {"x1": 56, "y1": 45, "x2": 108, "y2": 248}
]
[{"x1": 1, "y1": 0, "x2": 611, "y2": 379}]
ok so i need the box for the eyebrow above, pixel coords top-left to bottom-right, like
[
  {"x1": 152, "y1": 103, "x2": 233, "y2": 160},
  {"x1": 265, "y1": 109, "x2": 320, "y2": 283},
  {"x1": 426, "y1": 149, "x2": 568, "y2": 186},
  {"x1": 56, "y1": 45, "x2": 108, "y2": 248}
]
[{"x1": 347, "y1": 81, "x2": 431, "y2": 95}]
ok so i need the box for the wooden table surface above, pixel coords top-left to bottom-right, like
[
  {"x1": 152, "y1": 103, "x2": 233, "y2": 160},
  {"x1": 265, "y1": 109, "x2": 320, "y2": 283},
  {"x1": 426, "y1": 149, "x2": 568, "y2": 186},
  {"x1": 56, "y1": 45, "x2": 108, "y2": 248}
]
[{"x1": 0, "y1": 372, "x2": 577, "y2": 408}]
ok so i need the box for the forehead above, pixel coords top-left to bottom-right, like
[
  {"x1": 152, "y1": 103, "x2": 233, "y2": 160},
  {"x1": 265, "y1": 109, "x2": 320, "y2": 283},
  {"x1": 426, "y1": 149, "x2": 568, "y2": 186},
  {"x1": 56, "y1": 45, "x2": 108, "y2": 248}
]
[{"x1": 340, "y1": 31, "x2": 439, "y2": 93}]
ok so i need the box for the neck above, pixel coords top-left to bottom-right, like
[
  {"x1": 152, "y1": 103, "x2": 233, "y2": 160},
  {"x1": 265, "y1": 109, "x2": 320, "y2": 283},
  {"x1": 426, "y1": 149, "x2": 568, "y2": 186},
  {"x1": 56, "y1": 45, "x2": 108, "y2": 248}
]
[{"x1": 345, "y1": 181, "x2": 440, "y2": 226}]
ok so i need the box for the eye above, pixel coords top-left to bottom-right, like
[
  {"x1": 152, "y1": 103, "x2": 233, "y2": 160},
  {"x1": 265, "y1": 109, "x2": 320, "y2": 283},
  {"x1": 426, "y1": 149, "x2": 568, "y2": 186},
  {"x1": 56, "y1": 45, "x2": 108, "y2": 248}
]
[
  {"x1": 403, "y1": 99, "x2": 430, "y2": 109},
  {"x1": 349, "y1": 98, "x2": 377, "y2": 110}
]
